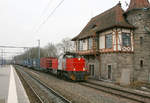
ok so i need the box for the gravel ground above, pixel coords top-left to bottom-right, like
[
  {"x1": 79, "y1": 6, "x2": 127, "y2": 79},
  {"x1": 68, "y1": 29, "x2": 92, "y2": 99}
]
[
  {"x1": 16, "y1": 66, "x2": 70, "y2": 103},
  {"x1": 15, "y1": 68, "x2": 42, "y2": 103},
  {"x1": 17, "y1": 66, "x2": 140, "y2": 103}
]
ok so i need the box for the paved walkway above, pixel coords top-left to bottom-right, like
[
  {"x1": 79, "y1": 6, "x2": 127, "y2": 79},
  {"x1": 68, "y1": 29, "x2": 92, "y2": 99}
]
[{"x1": 0, "y1": 65, "x2": 30, "y2": 103}]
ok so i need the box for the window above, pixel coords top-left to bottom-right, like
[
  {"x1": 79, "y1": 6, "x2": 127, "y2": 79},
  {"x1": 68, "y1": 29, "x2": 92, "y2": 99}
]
[
  {"x1": 140, "y1": 37, "x2": 143, "y2": 46},
  {"x1": 106, "y1": 34, "x2": 112, "y2": 49},
  {"x1": 88, "y1": 38, "x2": 93, "y2": 50},
  {"x1": 140, "y1": 60, "x2": 143, "y2": 68},
  {"x1": 122, "y1": 33, "x2": 131, "y2": 47},
  {"x1": 138, "y1": 14, "x2": 142, "y2": 20},
  {"x1": 108, "y1": 65, "x2": 112, "y2": 79},
  {"x1": 77, "y1": 40, "x2": 83, "y2": 51},
  {"x1": 89, "y1": 64, "x2": 94, "y2": 76},
  {"x1": 80, "y1": 40, "x2": 83, "y2": 51},
  {"x1": 92, "y1": 25, "x2": 97, "y2": 29},
  {"x1": 83, "y1": 39, "x2": 85, "y2": 43},
  {"x1": 78, "y1": 41, "x2": 80, "y2": 51}
]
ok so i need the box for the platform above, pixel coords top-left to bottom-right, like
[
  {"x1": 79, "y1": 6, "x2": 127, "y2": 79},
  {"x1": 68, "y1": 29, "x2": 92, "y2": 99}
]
[{"x1": 0, "y1": 65, "x2": 30, "y2": 103}]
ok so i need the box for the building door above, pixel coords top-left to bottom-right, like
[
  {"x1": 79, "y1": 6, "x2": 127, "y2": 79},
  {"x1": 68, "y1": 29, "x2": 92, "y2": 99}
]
[
  {"x1": 89, "y1": 64, "x2": 94, "y2": 77},
  {"x1": 108, "y1": 65, "x2": 112, "y2": 79}
]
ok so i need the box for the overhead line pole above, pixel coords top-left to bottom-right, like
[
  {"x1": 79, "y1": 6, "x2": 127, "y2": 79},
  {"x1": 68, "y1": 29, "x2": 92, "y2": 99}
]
[
  {"x1": 38, "y1": 40, "x2": 40, "y2": 69},
  {"x1": 1, "y1": 49, "x2": 3, "y2": 65},
  {"x1": 38, "y1": 40, "x2": 40, "y2": 60}
]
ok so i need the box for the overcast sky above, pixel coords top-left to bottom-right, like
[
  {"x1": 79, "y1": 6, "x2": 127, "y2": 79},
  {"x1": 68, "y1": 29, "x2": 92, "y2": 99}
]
[{"x1": 0, "y1": 0, "x2": 133, "y2": 59}]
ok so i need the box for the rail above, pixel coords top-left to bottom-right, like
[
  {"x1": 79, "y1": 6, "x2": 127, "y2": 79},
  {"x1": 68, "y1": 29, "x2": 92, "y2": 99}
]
[
  {"x1": 79, "y1": 81, "x2": 150, "y2": 103},
  {"x1": 16, "y1": 66, "x2": 72, "y2": 103}
]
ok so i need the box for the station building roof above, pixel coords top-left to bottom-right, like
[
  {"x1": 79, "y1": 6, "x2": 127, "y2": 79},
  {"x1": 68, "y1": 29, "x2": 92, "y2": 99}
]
[{"x1": 72, "y1": 2, "x2": 135, "y2": 41}]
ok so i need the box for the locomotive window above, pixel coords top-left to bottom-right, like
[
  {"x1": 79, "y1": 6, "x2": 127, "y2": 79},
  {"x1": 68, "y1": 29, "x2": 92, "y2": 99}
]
[{"x1": 65, "y1": 55, "x2": 74, "y2": 58}]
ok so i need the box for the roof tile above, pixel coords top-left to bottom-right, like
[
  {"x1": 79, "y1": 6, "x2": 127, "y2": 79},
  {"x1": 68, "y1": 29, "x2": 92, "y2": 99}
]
[
  {"x1": 72, "y1": 3, "x2": 134, "y2": 40},
  {"x1": 127, "y1": 0, "x2": 150, "y2": 12}
]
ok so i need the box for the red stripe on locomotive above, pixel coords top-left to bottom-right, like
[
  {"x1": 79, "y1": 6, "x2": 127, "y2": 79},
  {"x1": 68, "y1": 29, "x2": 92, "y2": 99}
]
[{"x1": 65, "y1": 58, "x2": 86, "y2": 71}]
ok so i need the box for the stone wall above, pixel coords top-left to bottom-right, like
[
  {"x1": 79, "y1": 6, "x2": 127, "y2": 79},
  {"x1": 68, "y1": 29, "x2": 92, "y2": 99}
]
[
  {"x1": 84, "y1": 53, "x2": 134, "y2": 85},
  {"x1": 82, "y1": 9, "x2": 150, "y2": 84},
  {"x1": 100, "y1": 53, "x2": 134, "y2": 84},
  {"x1": 85, "y1": 55, "x2": 100, "y2": 79},
  {"x1": 126, "y1": 9, "x2": 150, "y2": 82}
]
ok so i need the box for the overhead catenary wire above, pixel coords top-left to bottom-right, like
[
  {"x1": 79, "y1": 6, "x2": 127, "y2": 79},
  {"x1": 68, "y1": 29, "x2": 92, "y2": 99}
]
[
  {"x1": 40, "y1": 0, "x2": 54, "y2": 18},
  {"x1": 35, "y1": 0, "x2": 65, "y2": 33}
]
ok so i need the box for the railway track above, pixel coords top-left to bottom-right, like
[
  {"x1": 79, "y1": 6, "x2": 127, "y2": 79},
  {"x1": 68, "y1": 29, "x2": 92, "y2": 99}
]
[
  {"x1": 15, "y1": 66, "x2": 72, "y2": 103},
  {"x1": 16, "y1": 67, "x2": 44, "y2": 103},
  {"x1": 79, "y1": 81, "x2": 150, "y2": 103}
]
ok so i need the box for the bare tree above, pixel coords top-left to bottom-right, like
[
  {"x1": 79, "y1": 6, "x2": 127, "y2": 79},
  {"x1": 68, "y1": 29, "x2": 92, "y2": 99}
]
[
  {"x1": 43, "y1": 43, "x2": 58, "y2": 57},
  {"x1": 56, "y1": 37, "x2": 75, "y2": 55},
  {"x1": 14, "y1": 47, "x2": 45, "y2": 60},
  {"x1": 13, "y1": 39, "x2": 74, "y2": 61}
]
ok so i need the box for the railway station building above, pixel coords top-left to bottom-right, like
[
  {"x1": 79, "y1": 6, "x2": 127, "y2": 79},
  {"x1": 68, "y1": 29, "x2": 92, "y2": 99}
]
[{"x1": 72, "y1": 0, "x2": 150, "y2": 85}]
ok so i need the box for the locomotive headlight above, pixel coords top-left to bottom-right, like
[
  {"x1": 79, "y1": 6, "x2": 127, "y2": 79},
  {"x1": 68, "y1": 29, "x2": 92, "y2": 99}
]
[
  {"x1": 83, "y1": 68, "x2": 85, "y2": 71},
  {"x1": 78, "y1": 58, "x2": 81, "y2": 60},
  {"x1": 73, "y1": 68, "x2": 76, "y2": 71}
]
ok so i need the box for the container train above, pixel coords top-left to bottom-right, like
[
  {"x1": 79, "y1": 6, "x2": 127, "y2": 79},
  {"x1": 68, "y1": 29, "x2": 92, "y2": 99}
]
[{"x1": 15, "y1": 52, "x2": 88, "y2": 81}]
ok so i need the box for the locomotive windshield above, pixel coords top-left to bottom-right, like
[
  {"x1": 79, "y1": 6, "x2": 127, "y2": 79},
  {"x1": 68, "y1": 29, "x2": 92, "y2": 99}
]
[
  {"x1": 64, "y1": 55, "x2": 74, "y2": 58},
  {"x1": 63, "y1": 52, "x2": 83, "y2": 58}
]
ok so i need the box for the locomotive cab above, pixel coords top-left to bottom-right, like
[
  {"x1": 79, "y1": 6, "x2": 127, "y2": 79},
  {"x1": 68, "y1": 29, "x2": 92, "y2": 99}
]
[{"x1": 58, "y1": 52, "x2": 88, "y2": 81}]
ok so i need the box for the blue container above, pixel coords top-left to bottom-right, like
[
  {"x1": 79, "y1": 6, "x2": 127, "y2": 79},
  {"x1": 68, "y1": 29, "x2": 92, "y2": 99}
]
[
  {"x1": 23, "y1": 60, "x2": 27, "y2": 66},
  {"x1": 32, "y1": 59, "x2": 40, "y2": 70},
  {"x1": 27, "y1": 59, "x2": 33, "y2": 68}
]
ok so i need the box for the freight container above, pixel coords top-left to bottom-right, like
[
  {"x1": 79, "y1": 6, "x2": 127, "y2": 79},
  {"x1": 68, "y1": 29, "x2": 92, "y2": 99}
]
[
  {"x1": 40, "y1": 57, "x2": 58, "y2": 70},
  {"x1": 32, "y1": 59, "x2": 40, "y2": 70}
]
